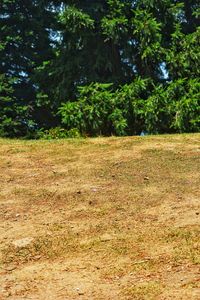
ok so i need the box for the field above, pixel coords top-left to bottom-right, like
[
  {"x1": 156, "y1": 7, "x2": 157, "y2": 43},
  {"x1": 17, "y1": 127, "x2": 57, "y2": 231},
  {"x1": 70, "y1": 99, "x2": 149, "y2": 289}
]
[{"x1": 0, "y1": 134, "x2": 199, "y2": 300}]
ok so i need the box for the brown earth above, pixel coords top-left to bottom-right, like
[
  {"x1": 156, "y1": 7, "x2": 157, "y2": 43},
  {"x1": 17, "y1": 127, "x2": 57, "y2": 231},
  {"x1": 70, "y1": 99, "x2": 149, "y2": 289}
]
[{"x1": 0, "y1": 134, "x2": 199, "y2": 299}]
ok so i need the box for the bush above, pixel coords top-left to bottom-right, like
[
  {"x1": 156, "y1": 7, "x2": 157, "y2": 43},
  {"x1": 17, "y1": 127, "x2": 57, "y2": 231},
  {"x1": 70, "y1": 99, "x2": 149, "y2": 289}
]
[
  {"x1": 59, "y1": 83, "x2": 115, "y2": 136},
  {"x1": 58, "y1": 78, "x2": 200, "y2": 136},
  {"x1": 37, "y1": 127, "x2": 81, "y2": 139},
  {"x1": 59, "y1": 79, "x2": 151, "y2": 136},
  {"x1": 170, "y1": 79, "x2": 200, "y2": 132}
]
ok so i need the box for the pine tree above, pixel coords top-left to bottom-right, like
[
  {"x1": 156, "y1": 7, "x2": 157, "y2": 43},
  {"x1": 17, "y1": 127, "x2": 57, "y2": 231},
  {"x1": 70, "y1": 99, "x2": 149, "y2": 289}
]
[{"x1": 0, "y1": 0, "x2": 55, "y2": 135}]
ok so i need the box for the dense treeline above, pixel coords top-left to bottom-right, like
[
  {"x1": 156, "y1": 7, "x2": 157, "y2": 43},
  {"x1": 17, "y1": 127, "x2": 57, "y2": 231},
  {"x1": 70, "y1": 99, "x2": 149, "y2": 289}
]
[{"x1": 0, "y1": 0, "x2": 199, "y2": 138}]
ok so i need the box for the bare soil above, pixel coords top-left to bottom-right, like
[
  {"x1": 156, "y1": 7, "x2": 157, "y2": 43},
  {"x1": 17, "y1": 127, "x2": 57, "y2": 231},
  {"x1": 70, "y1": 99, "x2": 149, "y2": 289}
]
[{"x1": 0, "y1": 134, "x2": 199, "y2": 299}]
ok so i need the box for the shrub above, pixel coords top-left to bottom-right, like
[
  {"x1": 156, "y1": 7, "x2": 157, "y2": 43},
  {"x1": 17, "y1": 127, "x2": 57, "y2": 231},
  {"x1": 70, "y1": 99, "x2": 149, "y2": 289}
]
[
  {"x1": 59, "y1": 79, "x2": 151, "y2": 136},
  {"x1": 37, "y1": 127, "x2": 81, "y2": 139},
  {"x1": 58, "y1": 78, "x2": 200, "y2": 136}
]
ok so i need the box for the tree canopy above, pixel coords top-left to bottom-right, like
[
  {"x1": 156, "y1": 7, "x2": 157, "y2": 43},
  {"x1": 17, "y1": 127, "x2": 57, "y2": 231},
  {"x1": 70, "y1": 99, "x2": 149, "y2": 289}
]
[{"x1": 0, "y1": 0, "x2": 199, "y2": 137}]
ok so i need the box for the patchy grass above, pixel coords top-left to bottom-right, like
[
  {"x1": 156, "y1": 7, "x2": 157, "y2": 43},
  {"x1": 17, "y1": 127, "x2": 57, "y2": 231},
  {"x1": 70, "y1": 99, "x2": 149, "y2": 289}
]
[
  {"x1": 0, "y1": 134, "x2": 199, "y2": 299},
  {"x1": 122, "y1": 281, "x2": 162, "y2": 300},
  {"x1": 166, "y1": 227, "x2": 200, "y2": 265}
]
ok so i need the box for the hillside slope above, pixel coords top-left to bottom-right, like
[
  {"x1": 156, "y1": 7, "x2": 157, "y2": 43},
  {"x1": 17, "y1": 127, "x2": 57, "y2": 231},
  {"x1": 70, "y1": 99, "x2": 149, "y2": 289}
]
[{"x1": 0, "y1": 134, "x2": 199, "y2": 299}]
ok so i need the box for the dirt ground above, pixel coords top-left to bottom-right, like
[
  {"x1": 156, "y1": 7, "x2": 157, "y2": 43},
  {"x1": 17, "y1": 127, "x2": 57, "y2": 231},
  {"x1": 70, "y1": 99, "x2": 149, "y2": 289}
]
[{"x1": 0, "y1": 134, "x2": 199, "y2": 299}]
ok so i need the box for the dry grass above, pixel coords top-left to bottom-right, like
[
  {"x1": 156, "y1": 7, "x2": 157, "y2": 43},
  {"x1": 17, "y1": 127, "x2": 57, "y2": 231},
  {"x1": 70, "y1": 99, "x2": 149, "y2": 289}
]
[{"x1": 0, "y1": 134, "x2": 200, "y2": 299}]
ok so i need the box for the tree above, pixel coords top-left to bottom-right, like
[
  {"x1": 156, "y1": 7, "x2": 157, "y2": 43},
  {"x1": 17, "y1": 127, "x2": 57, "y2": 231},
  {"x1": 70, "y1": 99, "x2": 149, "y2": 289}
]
[
  {"x1": 42, "y1": 0, "x2": 135, "y2": 104},
  {"x1": 0, "y1": 74, "x2": 31, "y2": 137},
  {"x1": 0, "y1": 0, "x2": 199, "y2": 137},
  {"x1": 0, "y1": 0, "x2": 56, "y2": 134}
]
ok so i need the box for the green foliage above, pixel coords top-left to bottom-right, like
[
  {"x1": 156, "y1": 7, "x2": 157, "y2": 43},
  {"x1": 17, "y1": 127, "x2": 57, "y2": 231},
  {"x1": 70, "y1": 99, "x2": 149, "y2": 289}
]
[
  {"x1": 139, "y1": 78, "x2": 200, "y2": 134},
  {"x1": 59, "y1": 79, "x2": 150, "y2": 136},
  {"x1": 101, "y1": 0, "x2": 129, "y2": 42},
  {"x1": 109, "y1": 109, "x2": 127, "y2": 136},
  {"x1": 59, "y1": 78, "x2": 200, "y2": 136},
  {"x1": 60, "y1": 6, "x2": 94, "y2": 32},
  {"x1": 169, "y1": 79, "x2": 200, "y2": 132},
  {"x1": 0, "y1": 74, "x2": 33, "y2": 137},
  {"x1": 59, "y1": 83, "x2": 115, "y2": 136},
  {"x1": 0, "y1": 0, "x2": 56, "y2": 135},
  {"x1": 132, "y1": 9, "x2": 163, "y2": 77},
  {"x1": 166, "y1": 25, "x2": 200, "y2": 79},
  {"x1": 0, "y1": 0, "x2": 199, "y2": 137},
  {"x1": 37, "y1": 127, "x2": 81, "y2": 140}
]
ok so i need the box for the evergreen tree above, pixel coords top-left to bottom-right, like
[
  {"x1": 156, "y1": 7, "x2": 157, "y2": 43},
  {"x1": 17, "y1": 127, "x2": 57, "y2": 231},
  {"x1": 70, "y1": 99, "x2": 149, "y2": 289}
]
[
  {"x1": 0, "y1": 74, "x2": 30, "y2": 137},
  {"x1": 0, "y1": 0, "x2": 199, "y2": 137},
  {"x1": 0, "y1": 0, "x2": 55, "y2": 134}
]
